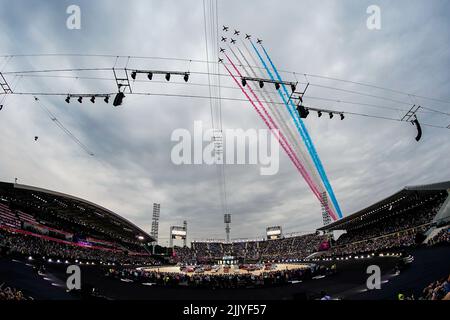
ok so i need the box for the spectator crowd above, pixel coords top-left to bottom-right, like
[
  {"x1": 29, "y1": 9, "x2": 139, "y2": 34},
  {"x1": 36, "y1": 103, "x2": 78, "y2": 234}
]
[{"x1": 0, "y1": 228, "x2": 160, "y2": 266}]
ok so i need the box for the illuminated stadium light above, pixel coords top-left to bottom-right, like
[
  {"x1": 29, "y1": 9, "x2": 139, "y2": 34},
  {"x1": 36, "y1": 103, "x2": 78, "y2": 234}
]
[
  {"x1": 48, "y1": 258, "x2": 52, "y2": 262},
  {"x1": 259, "y1": 80, "x2": 264, "y2": 88},
  {"x1": 165, "y1": 73, "x2": 171, "y2": 81},
  {"x1": 90, "y1": 96, "x2": 95, "y2": 103},
  {"x1": 65, "y1": 95, "x2": 70, "y2": 103},
  {"x1": 242, "y1": 78, "x2": 247, "y2": 87},
  {"x1": 57, "y1": 259, "x2": 61, "y2": 263},
  {"x1": 317, "y1": 110, "x2": 322, "y2": 117},
  {"x1": 184, "y1": 73, "x2": 189, "y2": 82},
  {"x1": 329, "y1": 112, "x2": 334, "y2": 119},
  {"x1": 147, "y1": 72, "x2": 153, "y2": 80},
  {"x1": 340, "y1": 113, "x2": 345, "y2": 120},
  {"x1": 275, "y1": 82, "x2": 280, "y2": 90},
  {"x1": 28, "y1": 256, "x2": 33, "y2": 260},
  {"x1": 77, "y1": 96, "x2": 82, "y2": 103}
]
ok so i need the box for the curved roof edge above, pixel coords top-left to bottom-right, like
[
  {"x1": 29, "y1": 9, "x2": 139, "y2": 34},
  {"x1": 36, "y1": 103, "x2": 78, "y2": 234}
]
[
  {"x1": 4, "y1": 182, "x2": 152, "y2": 241},
  {"x1": 318, "y1": 180, "x2": 450, "y2": 231}
]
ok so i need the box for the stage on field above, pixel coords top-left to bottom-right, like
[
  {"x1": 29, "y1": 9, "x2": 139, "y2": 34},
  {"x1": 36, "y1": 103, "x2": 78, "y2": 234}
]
[{"x1": 139, "y1": 263, "x2": 310, "y2": 276}]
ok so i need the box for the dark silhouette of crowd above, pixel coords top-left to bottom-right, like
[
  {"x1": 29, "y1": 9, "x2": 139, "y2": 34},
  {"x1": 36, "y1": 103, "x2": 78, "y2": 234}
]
[
  {"x1": 421, "y1": 274, "x2": 450, "y2": 300},
  {"x1": 0, "y1": 283, "x2": 29, "y2": 300}
]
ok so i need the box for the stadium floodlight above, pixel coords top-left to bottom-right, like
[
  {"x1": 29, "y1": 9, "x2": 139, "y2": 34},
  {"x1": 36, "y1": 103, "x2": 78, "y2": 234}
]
[
  {"x1": 259, "y1": 80, "x2": 264, "y2": 88},
  {"x1": 329, "y1": 112, "x2": 334, "y2": 119},
  {"x1": 131, "y1": 71, "x2": 137, "y2": 80},
  {"x1": 165, "y1": 73, "x2": 171, "y2": 81},
  {"x1": 291, "y1": 84, "x2": 296, "y2": 92},
  {"x1": 340, "y1": 113, "x2": 345, "y2": 120},
  {"x1": 184, "y1": 73, "x2": 189, "y2": 82},
  {"x1": 297, "y1": 104, "x2": 309, "y2": 118},
  {"x1": 242, "y1": 78, "x2": 247, "y2": 87},
  {"x1": 104, "y1": 96, "x2": 109, "y2": 103},
  {"x1": 90, "y1": 96, "x2": 95, "y2": 103},
  {"x1": 275, "y1": 82, "x2": 280, "y2": 90},
  {"x1": 317, "y1": 111, "x2": 322, "y2": 117},
  {"x1": 77, "y1": 96, "x2": 83, "y2": 103},
  {"x1": 65, "y1": 95, "x2": 70, "y2": 103},
  {"x1": 147, "y1": 72, "x2": 153, "y2": 80}
]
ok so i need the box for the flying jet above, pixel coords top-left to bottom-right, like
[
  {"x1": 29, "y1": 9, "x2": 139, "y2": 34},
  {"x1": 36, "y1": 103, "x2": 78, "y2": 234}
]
[
  {"x1": 220, "y1": 48, "x2": 225, "y2": 53},
  {"x1": 230, "y1": 39, "x2": 236, "y2": 44},
  {"x1": 257, "y1": 38, "x2": 263, "y2": 44},
  {"x1": 245, "y1": 34, "x2": 251, "y2": 39},
  {"x1": 222, "y1": 26, "x2": 229, "y2": 31},
  {"x1": 221, "y1": 36, "x2": 227, "y2": 42},
  {"x1": 234, "y1": 30, "x2": 240, "y2": 35},
  {"x1": 218, "y1": 58, "x2": 223, "y2": 63}
]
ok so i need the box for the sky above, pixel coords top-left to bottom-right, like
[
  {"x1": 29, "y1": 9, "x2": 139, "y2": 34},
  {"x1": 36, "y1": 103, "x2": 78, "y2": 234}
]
[{"x1": 0, "y1": 0, "x2": 449, "y2": 245}]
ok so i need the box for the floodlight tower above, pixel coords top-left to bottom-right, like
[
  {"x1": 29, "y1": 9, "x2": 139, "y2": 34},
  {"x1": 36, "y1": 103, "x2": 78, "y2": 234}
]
[
  {"x1": 150, "y1": 203, "x2": 161, "y2": 254},
  {"x1": 151, "y1": 203, "x2": 160, "y2": 243},
  {"x1": 321, "y1": 192, "x2": 332, "y2": 226},
  {"x1": 183, "y1": 220, "x2": 187, "y2": 247},
  {"x1": 224, "y1": 214, "x2": 231, "y2": 243}
]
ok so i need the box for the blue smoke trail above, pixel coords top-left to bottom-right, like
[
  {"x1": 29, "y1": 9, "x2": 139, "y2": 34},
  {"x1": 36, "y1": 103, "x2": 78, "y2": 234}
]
[{"x1": 251, "y1": 42, "x2": 343, "y2": 219}]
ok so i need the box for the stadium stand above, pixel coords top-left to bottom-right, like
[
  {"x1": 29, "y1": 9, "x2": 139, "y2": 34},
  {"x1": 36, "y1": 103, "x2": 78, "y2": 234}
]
[
  {"x1": 173, "y1": 182, "x2": 449, "y2": 264},
  {"x1": 0, "y1": 181, "x2": 159, "y2": 266}
]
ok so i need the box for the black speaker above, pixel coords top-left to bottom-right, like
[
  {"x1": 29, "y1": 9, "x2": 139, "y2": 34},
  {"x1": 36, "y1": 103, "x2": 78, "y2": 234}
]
[
  {"x1": 412, "y1": 118, "x2": 422, "y2": 141},
  {"x1": 113, "y1": 92, "x2": 125, "y2": 106}
]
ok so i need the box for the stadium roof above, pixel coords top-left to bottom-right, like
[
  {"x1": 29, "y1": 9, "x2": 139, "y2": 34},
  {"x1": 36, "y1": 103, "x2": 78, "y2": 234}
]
[
  {"x1": 318, "y1": 181, "x2": 450, "y2": 232},
  {"x1": 0, "y1": 181, "x2": 153, "y2": 243}
]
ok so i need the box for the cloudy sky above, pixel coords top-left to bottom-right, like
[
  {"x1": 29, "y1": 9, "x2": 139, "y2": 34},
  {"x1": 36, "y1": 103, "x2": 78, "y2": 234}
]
[{"x1": 0, "y1": 0, "x2": 449, "y2": 245}]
